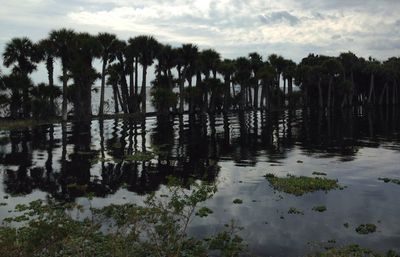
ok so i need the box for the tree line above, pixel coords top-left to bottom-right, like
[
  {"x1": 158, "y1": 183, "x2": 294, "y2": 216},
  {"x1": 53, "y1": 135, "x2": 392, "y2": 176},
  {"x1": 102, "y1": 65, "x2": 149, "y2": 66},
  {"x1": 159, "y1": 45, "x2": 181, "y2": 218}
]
[{"x1": 0, "y1": 28, "x2": 399, "y2": 121}]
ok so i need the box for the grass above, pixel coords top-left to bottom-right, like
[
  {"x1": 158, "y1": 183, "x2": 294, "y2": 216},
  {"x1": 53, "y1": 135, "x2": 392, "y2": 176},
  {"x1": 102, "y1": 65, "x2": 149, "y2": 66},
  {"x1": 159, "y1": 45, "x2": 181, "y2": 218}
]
[
  {"x1": 312, "y1": 205, "x2": 327, "y2": 212},
  {"x1": 355, "y1": 224, "x2": 377, "y2": 234},
  {"x1": 378, "y1": 177, "x2": 400, "y2": 185},
  {"x1": 264, "y1": 174, "x2": 341, "y2": 196}
]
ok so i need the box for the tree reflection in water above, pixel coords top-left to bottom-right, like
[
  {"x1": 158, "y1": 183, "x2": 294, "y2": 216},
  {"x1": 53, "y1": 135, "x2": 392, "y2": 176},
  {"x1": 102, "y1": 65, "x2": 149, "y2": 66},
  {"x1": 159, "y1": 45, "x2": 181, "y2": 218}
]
[{"x1": 1, "y1": 108, "x2": 399, "y2": 200}]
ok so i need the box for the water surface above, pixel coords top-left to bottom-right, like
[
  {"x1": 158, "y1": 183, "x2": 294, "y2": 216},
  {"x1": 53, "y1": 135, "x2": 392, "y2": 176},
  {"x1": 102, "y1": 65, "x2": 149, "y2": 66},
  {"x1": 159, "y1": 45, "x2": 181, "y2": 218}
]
[{"x1": 1, "y1": 108, "x2": 399, "y2": 256}]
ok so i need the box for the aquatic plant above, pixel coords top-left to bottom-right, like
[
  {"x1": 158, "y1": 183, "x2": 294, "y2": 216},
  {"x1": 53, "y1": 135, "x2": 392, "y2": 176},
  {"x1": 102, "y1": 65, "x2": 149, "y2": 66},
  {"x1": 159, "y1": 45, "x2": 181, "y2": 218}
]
[
  {"x1": 264, "y1": 174, "x2": 341, "y2": 196},
  {"x1": 312, "y1": 205, "x2": 327, "y2": 212},
  {"x1": 309, "y1": 244, "x2": 398, "y2": 257},
  {"x1": 233, "y1": 199, "x2": 243, "y2": 204},
  {"x1": 355, "y1": 224, "x2": 377, "y2": 234},
  {"x1": 288, "y1": 207, "x2": 304, "y2": 215},
  {"x1": 0, "y1": 178, "x2": 246, "y2": 257},
  {"x1": 312, "y1": 172, "x2": 327, "y2": 176},
  {"x1": 378, "y1": 177, "x2": 400, "y2": 185},
  {"x1": 196, "y1": 207, "x2": 214, "y2": 218}
]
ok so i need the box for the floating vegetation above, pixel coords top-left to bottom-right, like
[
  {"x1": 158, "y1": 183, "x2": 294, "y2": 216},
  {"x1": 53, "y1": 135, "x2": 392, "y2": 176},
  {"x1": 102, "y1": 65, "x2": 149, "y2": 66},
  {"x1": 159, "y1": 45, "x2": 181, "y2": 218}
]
[
  {"x1": 0, "y1": 202, "x2": 7, "y2": 206},
  {"x1": 196, "y1": 207, "x2": 214, "y2": 217},
  {"x1": 288, "y1": 207, "x2": 304, "y2": 215},
  {"x1": 378, "y1": 177, "x2": 400, "y2": 185},
  {"x1": 312, "y1": 172, "x2": 327, "y2": 176},
  {"x1": 124, "y1": 151, "x2": 155, "y2": 162},
  {"x1": 355, "y1": 224, "x2": 377, "y2": 234},
  {"x1": 264, "y1": 174, "x2": 341, "y2": 196},
  {"x1": 233, "y1": 199, "x2": 243, "y2": 204},
  {"x1": 309, "y1": 244, "x2": 398, "y2": 257},
  {"x1": 312, "y1": 205, "x2": 327, "y2": 212}
]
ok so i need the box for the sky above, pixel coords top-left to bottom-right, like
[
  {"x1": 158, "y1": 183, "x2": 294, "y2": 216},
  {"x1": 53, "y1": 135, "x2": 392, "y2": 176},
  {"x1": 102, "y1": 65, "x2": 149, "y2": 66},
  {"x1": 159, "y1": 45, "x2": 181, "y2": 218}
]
[{"x1": 0, "y1": 0, "x2": 400, "y2": 82}]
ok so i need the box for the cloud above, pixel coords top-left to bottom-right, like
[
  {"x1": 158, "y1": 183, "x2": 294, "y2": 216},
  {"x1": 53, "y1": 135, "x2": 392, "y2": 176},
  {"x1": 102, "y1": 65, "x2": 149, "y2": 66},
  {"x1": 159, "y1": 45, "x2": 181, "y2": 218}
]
[
  {"x1": 0, "y1": 0, "x2": 399, "y2": 63},
  {"x1": 259, "y1": 11, "x2": 301, "y2": 26}
]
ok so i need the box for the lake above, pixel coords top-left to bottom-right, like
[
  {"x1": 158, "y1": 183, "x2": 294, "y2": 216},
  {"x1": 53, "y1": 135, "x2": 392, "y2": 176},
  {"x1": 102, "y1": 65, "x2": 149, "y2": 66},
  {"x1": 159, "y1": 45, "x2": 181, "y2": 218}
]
[{"x1": 0, "y1": 108, "x2": 399, "y2": 256}]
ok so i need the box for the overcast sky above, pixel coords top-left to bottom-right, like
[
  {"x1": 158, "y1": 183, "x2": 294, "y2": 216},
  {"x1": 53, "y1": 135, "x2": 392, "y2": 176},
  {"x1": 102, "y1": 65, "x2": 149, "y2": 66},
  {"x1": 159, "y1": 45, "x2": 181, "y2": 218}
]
[{"x1": 1, "y1": 0, "x2": 400, "y2": 63}]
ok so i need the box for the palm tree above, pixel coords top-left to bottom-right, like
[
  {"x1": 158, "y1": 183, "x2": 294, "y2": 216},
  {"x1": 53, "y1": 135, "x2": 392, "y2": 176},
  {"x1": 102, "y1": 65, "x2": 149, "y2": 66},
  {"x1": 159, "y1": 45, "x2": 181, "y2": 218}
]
[
  {"x1": 35, "y1": 38, "x2": 57, "y2": 115},
  {"x1": 68, "y1": 32, "x2": 101, "y2": 120},
  {"x1": 366, "y1": 58, "x2": 381, "y2": 105},
  {"x1": 106, "y1": 63, "x2": 123, "y2": 113},
  {"x1": 113, "y1": 39, "x2": 129, "y2": 113},
  {"x1": 177, "y1": 44, "x2": 198, "y2": 114},
  {"x1": 31, "y1": 83, "x2": 62, "y2": 118},
  {"x1": 249, "y1": 53, "x2": 263, "y2": 109},
  {"x1": 97, "y1": 32, "x2": 117, "y2": 117},
  {"x1": 2, "y1": 73, "x2": 34, "y2": 118},
  {"x1": 128, "y1": 36, "x2": 144, "y2": 96},
  {"x1": 218, "y1": 59, "x2": 235, "y2": 111},
  {"x1": 233, "y1": 57, "x2": 252, "y2": 111},
  {"x1": 49, "y1": 28, "x2": 76, "y2": 121},
  {"x1": 339, "y1": 52, "x2": 358, "y2": 106},
  {"x1": 3, "y1": 37, "x2": 37, "y2": 117},
  {"x1": 321, "y1": 58, "x2": 343, "y2": 108},
  {"x1": 136, "y1": 35, "x2": 160, "y2": 114},
  {"x1": 258, "y1": 63, "x2": 276, "y2": 110},
  {"x1": 282, "y1": 60, "x2": 297, "y2": 108}
]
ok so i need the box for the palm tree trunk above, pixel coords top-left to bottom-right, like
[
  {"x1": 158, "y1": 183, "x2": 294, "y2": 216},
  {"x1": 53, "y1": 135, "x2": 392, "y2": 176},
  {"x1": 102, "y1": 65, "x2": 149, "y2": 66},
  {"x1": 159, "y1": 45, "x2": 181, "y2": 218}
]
[
  {"x1": 99, "y1": 58, "x2": 107, "y2": 116},
  {"x1": 62, "y1": 66, "x2": 68, "y2": 121},
  {"x1": 318, "y1": 78, "x2": 323, "y2": 108},
  {"x1": 379, "y1": 83, "x2": 388, "y2": 105},
  {"x1": 179, "y1": 68, "x2": 186, "y2": 114},
  {"x1": 283, "y1": 78, "x2": 286, "y2": 107},
  {"x1": 129, "y1": 62, "x2": 134, "y2": 96},
  {"x1": 254, "y1": 83, "x2": 259, "y2": 109},
  {"x1": 134, "y1": 57, "x2": 139, "y2": 95},
  {"x1": 368, "y1": 73, "x2": 375, "y2": 105},
  {"x1": 260, "y1": 82, "x2": 265, "y2": 109},
  {"x1": 327, "y1": 77, "x2": 332, "y2": 108},
  {"x1": 47, "y1": 56, "x2": 55, "y2": 116},
  {"x1": 223, "y1": 75, "x2": 230, "y2": 112},
  {"x1": 112, "y1": 83, "x2": 119, "y2": 113},
  {"x1": 288, "y1": 77, "x2": 293, "y2": 108},
  {"x1": 248, "y1": 87, "x2": 253, "y2": 108},
  {"x1": 141, "y1": 64, "x2": 147, "y2": 114}
]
